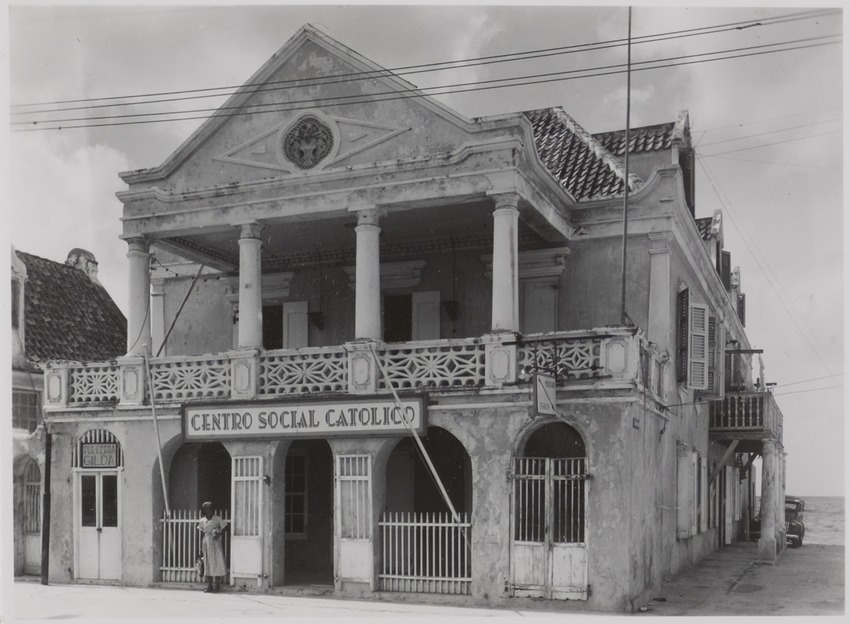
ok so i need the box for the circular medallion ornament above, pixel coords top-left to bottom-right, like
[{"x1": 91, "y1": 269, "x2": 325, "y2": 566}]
[{"x1": 282, "y1": 115, "x2": 334, "y2": 169}]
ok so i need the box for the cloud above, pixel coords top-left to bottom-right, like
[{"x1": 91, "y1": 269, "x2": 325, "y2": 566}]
[{"x1": 9, "y1": 132, "x2": 131, "y2": 314}]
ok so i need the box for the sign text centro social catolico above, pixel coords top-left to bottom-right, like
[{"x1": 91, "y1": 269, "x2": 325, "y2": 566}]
[{"x1": 183, "y1": 397, "x2": 425, "y2": 441}]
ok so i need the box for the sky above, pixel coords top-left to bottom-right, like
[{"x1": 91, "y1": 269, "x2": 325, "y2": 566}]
[{"x1": 4, "y1": 1, "x2": 845, "y2": 497}]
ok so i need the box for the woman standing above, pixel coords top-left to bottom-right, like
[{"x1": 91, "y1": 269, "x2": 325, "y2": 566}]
[{"x1": 197, "y1": 501, "x2": 228, "y2": 593}]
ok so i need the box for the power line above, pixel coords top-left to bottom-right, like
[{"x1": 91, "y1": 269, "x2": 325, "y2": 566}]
[
  {"x1": 702, "y1": 154, "x2": 841, "y2": 170},
  {"x1": 696, "y1": 156, "x2": 838, "y2": 376},
  {"x1": 12, "y1": 7, "x2": 840, "y2": 111},
  {"x1": 12, "y1": 36, "x2": 841, "y2": 132},
  {"x1": 775, "y1": 373, "x2": 844, "y2": 389},
  {"x1": 697, "y1": 118, "x2": 842, "y2": 148},
  {"x1": 700, "y1": 129, "x2": 842, "y2": 156}
]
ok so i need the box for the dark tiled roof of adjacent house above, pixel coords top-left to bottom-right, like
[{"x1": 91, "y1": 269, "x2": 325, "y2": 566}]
[
  {"x1": 695, "y1": 217, "x2": 714, "y2": 240},
  {"x1": 16, "y1": 251, "x2": 127, "y2": 363},
  {"x1": 592, "y1": 121, "x2": 676, "y2": 156},
  {"x1": 523, "y1": 108, "x2": 677, "y2": 201}
]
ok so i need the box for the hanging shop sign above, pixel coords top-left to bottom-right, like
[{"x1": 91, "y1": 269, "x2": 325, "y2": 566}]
[
  {"x1": 183, "y1": 396, "x2": 426, "y2": 441},
  {"x1": 80, "y1": 443, "x2": 119, "y2": 468},
  {"x1": 533, "y1": 372, "x2": 558, "y2": 417}
]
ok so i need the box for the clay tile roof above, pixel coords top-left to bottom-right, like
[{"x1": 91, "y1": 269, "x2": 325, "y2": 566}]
[
  {"x1": 695, "y1": 217, "x2": 714, "y2": 240},
  {"x1": 524, "y1": 108, "x2": 676, "y2": 201},
  {"x1": 16, "y1": 251, "x2": 127, "y2": 363},
  {"x1": 592, "y1": 121, "x2": 676, "y2": 157}
]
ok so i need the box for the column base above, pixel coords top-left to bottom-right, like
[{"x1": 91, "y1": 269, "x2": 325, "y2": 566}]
[{"x1": 757, "y1": 536, "x2": 778, "y2": 563}]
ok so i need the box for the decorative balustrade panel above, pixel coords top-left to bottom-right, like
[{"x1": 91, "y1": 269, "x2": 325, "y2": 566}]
[
  {"x1": 259, "y1": 347, "x2": 347, "y2": 395},
  {"x1": 710, "y1": 394, "x2": 765, "y2": 429},
  {"x1": 150, "y1": 356, "x2": 231, "y2": 402},
  {"x1": 517, "y1": 336, "x2": 602, "y2": 380},
  {"x1": 68, "y1": 364, "x2": 120, "y2": 403},
  {"x1": 378, "y1": 341, "x2": 486, "y2": 390},
  {"x1": 379, "y1": 512, "x2": 472, "y2": 595}
]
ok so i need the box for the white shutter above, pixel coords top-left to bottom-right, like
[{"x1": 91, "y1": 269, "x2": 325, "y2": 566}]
[
  {"x1": 677, "y1": 449, "x2": 694, "y2": 539},
  {"x1": 724, "y1": 466, "x2": 733, "y2": 545},
  {"x1": 282, "y1": 301, "x2": 309, "y2": 348},
  {"x1": 231, "y1": 456, "x2": 263, "y2": 583},
  {"x1": 411, "y1": 291, "x2": 440, "y2": 341},
  {"x1": 688, "y1": 303, "x2": 709, "y2": 390},
  {"x1": 335, "y1": 455, "x2": 373, "y2": 588},
  {"x1": 699, "y1": 457, "x2": 708, "y2": 533},
  {"x1": 690, "y1": 453, "x2": 698, "y2": 536}
]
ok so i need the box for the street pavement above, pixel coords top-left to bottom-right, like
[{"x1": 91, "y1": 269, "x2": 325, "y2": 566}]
[
  {"x1": 639, "y1": 542, "x2": 845, "y2": 617},
  {"x1": 6, "y1": 542, "x2": 845, "y2": 621}
]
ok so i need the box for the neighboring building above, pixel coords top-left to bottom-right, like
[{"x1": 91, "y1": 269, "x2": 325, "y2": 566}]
[
  {"x1": 11, "y1": 247, "x2": 126, "y2": 576},
  {"x1": 40, "y1": 26, "x2": 786, "y2": 612}
]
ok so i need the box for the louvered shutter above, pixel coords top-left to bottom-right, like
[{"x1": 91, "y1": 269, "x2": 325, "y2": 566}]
[
  {"x1": 688, "y1": 303, "x2": 709, "y2": 390},
  {"x1": 707, "y1": 317, "x2": 716, "y2": 393},
  {"x1": 677, "y1": 289, "x2": 689, "y2": 384},
  {"x1": 737, "y1": 293, "x2": 746, "y2": 327},
  {"x1": 721, "y1": 251, "x2": 731, "y2": 290}
]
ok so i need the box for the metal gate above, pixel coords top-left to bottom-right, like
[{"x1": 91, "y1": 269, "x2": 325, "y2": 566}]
[{"x1": 509, "y1": 457, "x2": 588, "y2": 600}]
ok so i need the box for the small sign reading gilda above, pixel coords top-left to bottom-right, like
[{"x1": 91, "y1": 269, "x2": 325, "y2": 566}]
[
  {"x1": 183, "y1": 397, "x2": 425, "y2": 441},
  {"x1": 533, "y1": 373, "x2": 558, "y2": 417},
  {"x1": 81, "y1": 443, "x2": 118, "y2": 468}
]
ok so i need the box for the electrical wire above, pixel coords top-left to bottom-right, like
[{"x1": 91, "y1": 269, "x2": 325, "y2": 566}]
[
  {"x1": 702, "y1": 154, "x2": 842, "y2": 170},
  {"x1": 697, "y1": 118, "x2": 842, "y2": 148},
  {"x1": 696, "y1": 156, "x2": 839, "y2": 377},
  {"x1": 12, "y1": 7, "x2": 840, "y2": 111},
  {"x1": 700, "y1": 129, "x2": 842, "y2": 157},
  {"x1": 12, "y1": 36, "x2": 841, "y2": 132}
]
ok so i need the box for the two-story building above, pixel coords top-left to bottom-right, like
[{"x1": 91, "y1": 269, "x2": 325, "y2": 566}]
[
  {"x1": 40, "y1": 26, "x2": 785, "y2": 612},
  {"x1": 11, "y1": 247, "x2": 126, "y2": 577}
]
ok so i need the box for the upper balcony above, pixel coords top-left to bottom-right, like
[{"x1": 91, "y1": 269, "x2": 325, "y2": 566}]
[
  {"x1": 42, "y1": 328, "x2": 668, "y2": 413},
  {"x1": 708, "y1": 391, "x2": 783, "y2": 450}
]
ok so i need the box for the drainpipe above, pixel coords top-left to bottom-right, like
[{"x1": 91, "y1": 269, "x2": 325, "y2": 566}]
[{"x1": 40, "y1": 431, "x2": 51, "y2": 585}]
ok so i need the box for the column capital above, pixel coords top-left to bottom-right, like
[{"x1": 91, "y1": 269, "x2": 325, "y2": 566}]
[
  {"x1": 490, "y1": 192, "x2": 520, "y2": 212},
  {"x1": 355, "y1": 207, "x2": 383, "y2": 227},
  {"x1": 648, "y1": 232, "x2": 673, "y2": 254},
  {"x1": 236, "y1": 222, "x2": 265, "y2": 240},
  {"x1": 125, "y1": 237, "x2": 150, "y2": 255}
]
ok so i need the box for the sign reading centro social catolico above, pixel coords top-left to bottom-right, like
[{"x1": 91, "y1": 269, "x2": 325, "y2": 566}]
[{"x1": 183, "y1": 397, "x2": 425, "y2": 441}]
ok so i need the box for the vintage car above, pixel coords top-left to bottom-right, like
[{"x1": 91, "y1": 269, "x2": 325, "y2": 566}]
[
  {"x1": 784, "y1": 496, "x2": 806, "y2": 548},
  {"x1": 749, "y1": 496, "x2": 806, "y2": 547}
]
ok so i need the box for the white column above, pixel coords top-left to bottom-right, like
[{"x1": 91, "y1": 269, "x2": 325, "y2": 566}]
[
  {"x1": 758, "y1": 439, "x2": 778, "y2": 562},
  {"x1": 354, "y1": 208, "x2": 381, "y2": 340},
  {"x1": 490, "y1": 193, "x2": 520, "y2": 333},
  {"x1": 126, "y1": 237, "x2": 151, "y2": 355},
  {"x1": 237, "y1": 222, "x2": 264, "y2": 349}
]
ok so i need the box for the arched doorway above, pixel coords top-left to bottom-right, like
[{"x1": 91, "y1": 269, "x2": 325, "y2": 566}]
[
  {"x1": 510, "y1": 421, "x2": 588, "y2": 600},
  {"x1": 276, "y1": 439, "x2": 334, "y2": 586},
  {"x1": 14, "y1": 456, "x2": 41, "y2": 575},
  {"x1": 73, "y1": 429, "x2": 124, "y2": 581},
  {"x1": 168, "y1": 442, "x2": 231, "y2": 512},
  {"x1": 382, "y1": 427, "x2": 473, "y2": 594},
  {"x1": 160, "y1": 442, "x2": 232, "y2": 583}
]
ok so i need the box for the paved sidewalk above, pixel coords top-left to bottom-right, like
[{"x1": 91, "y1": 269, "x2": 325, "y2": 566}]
[
  {"x1": 638, "y1": 542, "x2": 845, "y2": 616},
  {"x1": 8, "y1": 542, "x2": 845, "y2": 620}
]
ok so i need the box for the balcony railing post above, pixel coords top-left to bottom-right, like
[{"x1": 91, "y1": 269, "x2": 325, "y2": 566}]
[
  {"x1": 600, "y1": 332, "x2": 638, "y2": 382},
  {"x1": 44, "y1": 364, "x2": 69, "y2": 408},
  {"x1": 346, "y1": 340, "x2": 380, "y2": 394},
  {"x1": 229, "y1": 349, "x2": 260, "y2": 400},
  {"x1": 117, "y1": 355, "x2": 148, "y2": 405},
  {"x1": 482, "y1": 333, "x2": 517, "y2": 388}
]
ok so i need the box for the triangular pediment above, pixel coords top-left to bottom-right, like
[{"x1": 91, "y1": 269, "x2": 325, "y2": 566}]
[
  {"x1": 213, "y1": 111, "x2": 408, "y2": 174},
  {"x1": 121, "y1": 25, "x2": 483, "y2": 186}
]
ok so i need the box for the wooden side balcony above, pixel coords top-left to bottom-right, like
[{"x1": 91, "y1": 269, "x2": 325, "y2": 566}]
[
  {"x1": 709, "y1": 391, "x2": 783, "y2": 446},
  {"x1": 42, "y1": 327, "x2": 669, "y2": 411}
]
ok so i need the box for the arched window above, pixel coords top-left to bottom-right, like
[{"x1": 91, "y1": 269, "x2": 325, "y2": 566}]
[
  {"x1": 23, "y1": 459, "x2": 41, "y2": 534},
  {"x1": 72, "y1": 430, "x2": 124, "y2": 469}
]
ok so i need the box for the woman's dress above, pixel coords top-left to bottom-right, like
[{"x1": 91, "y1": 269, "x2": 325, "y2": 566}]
[{"x1": 198, "y1": 515, "x2": 227, "y2": 578}]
